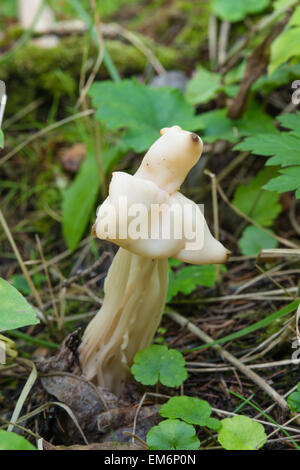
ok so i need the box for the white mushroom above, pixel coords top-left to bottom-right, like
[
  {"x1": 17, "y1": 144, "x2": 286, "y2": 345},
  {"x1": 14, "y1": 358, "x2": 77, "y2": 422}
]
[{"x1": 80, "y1": 126, "x2": 230, "y2": 395}]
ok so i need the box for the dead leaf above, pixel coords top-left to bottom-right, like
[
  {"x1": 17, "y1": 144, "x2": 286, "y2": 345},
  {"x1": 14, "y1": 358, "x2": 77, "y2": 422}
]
[{"x1": 59, "y1": 143, "x2": 86, "y2": 173}]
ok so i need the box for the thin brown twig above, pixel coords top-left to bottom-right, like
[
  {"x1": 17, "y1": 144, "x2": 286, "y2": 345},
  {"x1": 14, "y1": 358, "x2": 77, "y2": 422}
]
[
  {"x1": 55, "y1": 251, "x2": 109, "y2": 291},
  {"x1": 167, "y1": 310, "x2": 288, "y2": 410}
]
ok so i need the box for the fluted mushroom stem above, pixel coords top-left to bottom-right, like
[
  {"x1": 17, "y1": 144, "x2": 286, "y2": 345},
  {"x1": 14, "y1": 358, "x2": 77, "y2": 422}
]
[{"x1": 80, "y1": 248, "x2": 169, "y2": 395}]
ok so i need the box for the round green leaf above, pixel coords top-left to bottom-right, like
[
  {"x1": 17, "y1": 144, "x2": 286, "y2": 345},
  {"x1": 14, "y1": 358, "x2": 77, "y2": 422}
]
[
  {"x1": 0, "y1": 430, "x2": 36, "y2": 450},
  {"x1": 238, "y1": 226, "x2": 278, "y2": 256},
  {"x1": 147, "y1": 419, "x2": 200, "y2": 450},
  {"x1": 287, "y1": 383, "x2": 300, "y2": 412},
  {"x1": 218, "y1": 416, "x2": 267, "y2": 450},
  {"x1": 0, "y1": 278, "x2": 39, "y2": 332},
  {"x1": 160, "y1": 396, "x2": 220, "y2": 430},
  {"x1": 131, "y1": 345, "x2": 187, "y2": 387}
]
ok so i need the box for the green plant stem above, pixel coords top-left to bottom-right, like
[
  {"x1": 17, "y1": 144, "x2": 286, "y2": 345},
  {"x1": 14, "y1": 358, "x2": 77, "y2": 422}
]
[
  {"x1": 66, "y1": 0, "x2": 121, "y2": 81},
  {"x1": 8, "y1": 330, "x2": 59, "y2": 350}
]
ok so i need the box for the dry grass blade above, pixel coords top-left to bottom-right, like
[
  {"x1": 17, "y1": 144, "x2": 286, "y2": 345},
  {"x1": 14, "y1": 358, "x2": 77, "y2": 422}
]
[
  {"x1": 15, "y1": 401, "x2": 88, "y2": 445},
  {"x1": 8, "y1": 359, "x2": 37, "y2": 432}
]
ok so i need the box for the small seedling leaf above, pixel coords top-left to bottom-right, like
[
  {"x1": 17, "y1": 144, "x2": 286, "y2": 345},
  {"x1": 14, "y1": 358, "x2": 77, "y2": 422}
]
[
  {"x1": 159, "y1": 395, "x2": 221, "y2": 430},
  {"x1": 218, "y1": 415, "x2": 267, "y2": 450},
  {"x1": 131, "y1": 345, "x2": 187, "y2": 387},
  {"x1": 146, "y1": 419, "x2": 200, "y2": 450}
]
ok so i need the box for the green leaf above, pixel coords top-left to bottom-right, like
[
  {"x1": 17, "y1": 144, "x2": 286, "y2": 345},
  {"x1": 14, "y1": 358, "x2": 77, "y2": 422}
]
[
  {"x1": 235, "y1": 112, "x2": 300, "y2": 199},
  {"x1": 235, "y1": 132, "x2": 300, "y2": 166},
  {"x1": 147, "y1": 419, "x2": 200, "y2": 450},
  {"x1": 253, "y1": 63, "x2": 300, "y2": 94},
  {"x1": 0, "y1": 129, "x2": 4, "y2": 148},
  {"x1": 198, "y1": 105, "x2": 275, "y2": 143},
  {"x1": 0, "y1": 278, "x2": 39, "y2": 332},
  {"x1": 131, "y1": 345, "x2": 187, "y2": 387},
  {"x1": 218, "y1": 415, "x2": 267, "y2": 450},
  {"x1": 0, "y1": 430, "x2": 36, "y2": 450},
  {"x1": 232, "y1": 168, "x2": 281, "y2": 226},
  {"x1": 62, "y1": 150, "x2": 100, "y2": 251},
  {"x1": 264, "y1": 167, "x2": 300, "y2": 197},
  {"x1": 212, "y1": 0, "x2": 270, "y2": 22},
  {"x1": 239, "y1": 226, "x2": 278, "y2": 256},
  {"x1": 89, "y1": 79, "x2": 201, "y2": 152},
  {"x1": 159, "y1": 396, "x2": 221, "y2": 430},
  {"x1": 287, "y1": 383, "x2": 300, "y2": 412},
  {"x1": 290, "y1": 5, "x2": 300, "y2": 26},
  {"x1": 278, "y1": 112, "x2": 300, "y2": 135},
  {"x1": 270, "y1": 27, "x2": 300, "y2": 74},
  {"x1": 9, "y1": 275, "x2": 30, "y2": 296},
  {"x1": 224, "y1": 61, "x2": 246, "y2": 85},
  {"x1": 167, "y1": 265, "x2": 216, "y2": 302},
  {"x1": 185, "y1": 66, "x2": 221, "y2": 105},
  {"x1": 62, "y1": 141, "x2": 128, "y2": 251}
]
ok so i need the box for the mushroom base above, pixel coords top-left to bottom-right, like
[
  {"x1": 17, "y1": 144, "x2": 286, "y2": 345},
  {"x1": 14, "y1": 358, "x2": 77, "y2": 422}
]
[{"x1": 80, "y1": 248, "x2": 169, "y2": 396}]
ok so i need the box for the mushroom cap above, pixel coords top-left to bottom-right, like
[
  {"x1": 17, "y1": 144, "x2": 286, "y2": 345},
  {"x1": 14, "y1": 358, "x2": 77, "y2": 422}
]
[
  {"x1": 92, "y1": 126, "x2": 230, "y2": 265},
  {"x1": 135, "y1": 126, "x2": 203, "y2": 194},
  {"x1": 93, "y1": 173, "x2": 230, "y2": 263}
]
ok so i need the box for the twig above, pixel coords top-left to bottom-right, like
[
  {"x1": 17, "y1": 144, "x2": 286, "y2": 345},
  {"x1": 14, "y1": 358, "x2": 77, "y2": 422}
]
[
  {"x1": 217, "y1": 151, "x2": 250, "y2": 183},
  {"x1": 104, "y1": 23, "x2": 165, "y2": 75},
  {"x1": 227, "y1": 7, "x2": 294, "y2": 119},
  {"x1": 217, "y1": 21, "x2": 230, "y2": 66},
  {"x1": 187, "y1": 358, "x2": 300, "y2": 373},
  {"x1": 56, "y1": 251, "x2": 109, "y2": 290},
  {"x1": 208, "y1": 14, "x2": 218, "y2": 68},
  {"x1": 167, "y1": 310, "x2": 288, "y2": 410},
  {"x1": 221, "y1": 1, "x2": 297, "y2": 74}
]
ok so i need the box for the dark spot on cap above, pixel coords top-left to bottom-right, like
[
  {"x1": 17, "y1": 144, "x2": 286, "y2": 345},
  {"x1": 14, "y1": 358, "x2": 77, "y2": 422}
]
[
  {"x1": 191, "y1": 133, "x2": 199, "y2": 142},
  {"x1": 91, "y1": 223, "x2": 97, "y2": 237}
]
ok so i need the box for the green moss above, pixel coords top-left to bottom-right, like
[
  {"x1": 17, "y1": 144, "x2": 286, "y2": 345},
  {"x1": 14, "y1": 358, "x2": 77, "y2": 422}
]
[
  {"x1": 128, "y1": 0, "x2": 211, "y2": 61},
  {"x1": 0, "y1": 32, "x2": 181, "y2": 120},
  {"x1": 174, "y1": 0, "x2": 212, "y2": 57}
]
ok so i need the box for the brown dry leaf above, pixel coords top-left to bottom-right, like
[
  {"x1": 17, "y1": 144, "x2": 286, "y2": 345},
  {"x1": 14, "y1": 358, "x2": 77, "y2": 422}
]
[
  {"x1": 59, "y1": 143, "x2": 86, "y2": 173},
  {"x1": 41, "y1": 374, "x2": 118, "y2": 440}
]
